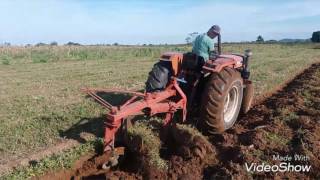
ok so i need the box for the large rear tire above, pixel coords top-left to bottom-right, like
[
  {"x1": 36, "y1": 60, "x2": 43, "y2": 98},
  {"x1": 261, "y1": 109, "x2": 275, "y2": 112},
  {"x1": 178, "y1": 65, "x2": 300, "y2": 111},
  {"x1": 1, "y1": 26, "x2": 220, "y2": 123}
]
[
  {"x1": 199, "y1": 67, "x2": 243, "y2": 134},
  {"x1": 145, "y1": 61, "x2": 172, "y2": 92}
]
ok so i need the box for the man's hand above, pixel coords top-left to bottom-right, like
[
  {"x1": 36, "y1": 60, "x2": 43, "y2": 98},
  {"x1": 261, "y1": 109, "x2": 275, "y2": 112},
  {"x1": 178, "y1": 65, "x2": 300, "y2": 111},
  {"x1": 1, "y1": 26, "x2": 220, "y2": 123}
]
[{"x1": 209, "y1": 51, "x2": 218, "y2": 60}]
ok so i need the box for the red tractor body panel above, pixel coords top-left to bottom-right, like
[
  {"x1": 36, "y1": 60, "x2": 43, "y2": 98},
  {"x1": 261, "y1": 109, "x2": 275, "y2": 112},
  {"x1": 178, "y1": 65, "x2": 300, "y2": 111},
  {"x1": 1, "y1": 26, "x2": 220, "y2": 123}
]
[{"x1": 160, "y1": 52, "x2": 243, "y2": 74}]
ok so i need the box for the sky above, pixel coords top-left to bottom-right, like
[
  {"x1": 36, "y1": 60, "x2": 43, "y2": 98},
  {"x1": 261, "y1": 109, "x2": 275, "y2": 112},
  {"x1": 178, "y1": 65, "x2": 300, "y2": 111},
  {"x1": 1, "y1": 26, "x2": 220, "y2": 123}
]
[{"x1": 0, "y1": 0, "x2": 319, "y2": 45}]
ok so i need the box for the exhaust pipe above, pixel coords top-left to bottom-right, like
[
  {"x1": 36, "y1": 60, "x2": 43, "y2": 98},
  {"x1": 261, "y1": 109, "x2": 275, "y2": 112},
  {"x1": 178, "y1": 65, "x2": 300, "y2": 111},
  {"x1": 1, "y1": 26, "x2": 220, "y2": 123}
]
[{"x1": 217, "y1": 34, "x2": 222, "y2": 55}]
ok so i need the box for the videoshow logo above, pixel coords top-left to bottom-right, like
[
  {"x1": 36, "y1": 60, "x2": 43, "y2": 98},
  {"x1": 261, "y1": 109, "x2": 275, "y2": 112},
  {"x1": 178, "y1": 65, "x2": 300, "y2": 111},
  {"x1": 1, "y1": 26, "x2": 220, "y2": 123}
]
[
  {"x1": 245, "y1": 154, "x2": 311, "y2": 173},
  {"x1": 245, "y1": 162, "x2": 311, "y2": 172}
]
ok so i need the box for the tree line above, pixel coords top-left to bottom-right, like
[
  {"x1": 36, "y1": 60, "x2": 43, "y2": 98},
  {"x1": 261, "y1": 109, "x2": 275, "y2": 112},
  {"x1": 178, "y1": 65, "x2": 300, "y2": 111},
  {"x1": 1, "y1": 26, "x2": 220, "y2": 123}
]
[
  {"x1": 185, "y1": 31, "x2": 320, "y2": 44},
  {"x1": 2, "y1": 31, "x2": 320, "y2": 47},
  {"x1": 255, "y1": 31, "x2": 320, "y2": 43}
]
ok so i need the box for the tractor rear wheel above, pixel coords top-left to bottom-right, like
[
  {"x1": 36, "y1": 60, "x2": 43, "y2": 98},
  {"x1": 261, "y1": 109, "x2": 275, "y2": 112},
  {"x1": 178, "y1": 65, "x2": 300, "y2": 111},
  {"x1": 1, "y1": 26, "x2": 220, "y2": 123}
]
[
  {"x1": 199, "y1": 67, "x2": 243, "y2": 134},
  {"x1": 145, "y1": 61, "x2": 172, "y2": 92}
]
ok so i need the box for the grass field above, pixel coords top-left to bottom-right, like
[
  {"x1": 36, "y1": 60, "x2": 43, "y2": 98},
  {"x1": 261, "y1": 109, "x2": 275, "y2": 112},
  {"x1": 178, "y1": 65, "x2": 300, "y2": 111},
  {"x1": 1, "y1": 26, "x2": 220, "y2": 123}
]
[{"x1": 0, "y1": 43, "x2": 320, "y2": 168}]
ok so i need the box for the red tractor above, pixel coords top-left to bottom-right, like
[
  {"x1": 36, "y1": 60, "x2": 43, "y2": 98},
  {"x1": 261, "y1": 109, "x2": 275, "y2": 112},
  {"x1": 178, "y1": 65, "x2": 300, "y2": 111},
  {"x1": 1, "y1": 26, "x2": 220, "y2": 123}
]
[{"x1": 82, "y1": 34, "x2": 254, "y2": 167}]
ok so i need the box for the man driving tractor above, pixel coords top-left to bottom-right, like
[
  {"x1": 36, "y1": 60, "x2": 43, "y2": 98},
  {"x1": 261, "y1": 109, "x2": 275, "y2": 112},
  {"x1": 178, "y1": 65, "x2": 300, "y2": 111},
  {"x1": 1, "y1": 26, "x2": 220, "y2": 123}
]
[
  {"x1": 144, "y1": 25, "x2": 221, "y2": 93},
  {"x1": 192, "y1": 25, "x2": 221, "y2": 66}
]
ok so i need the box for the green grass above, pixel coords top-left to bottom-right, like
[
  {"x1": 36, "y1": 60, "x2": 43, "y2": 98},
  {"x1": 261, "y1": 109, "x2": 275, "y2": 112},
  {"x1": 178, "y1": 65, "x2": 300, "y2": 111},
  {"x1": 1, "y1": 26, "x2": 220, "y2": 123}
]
[
  {"x1": 0, "y1": 45, "x2": 189, "y2": 64},
  {"x1": 264, "y1": 130, "x2": 289, "y2": 146},
  {"x1": 2, "y1": 139, "x2": 103, "y2": 180},
  {"x1": 0, "y1": 43, "x2": 320, "y2": 176},
  {"x1": 127, "y1": 122, "x2": 168, "y2": 170},
  {"x1": 175, "y1": 124, "x2": 204, "y2": 138},
  {"x1": 276, "y1": 107, "x2": 299, "y2": 122}
]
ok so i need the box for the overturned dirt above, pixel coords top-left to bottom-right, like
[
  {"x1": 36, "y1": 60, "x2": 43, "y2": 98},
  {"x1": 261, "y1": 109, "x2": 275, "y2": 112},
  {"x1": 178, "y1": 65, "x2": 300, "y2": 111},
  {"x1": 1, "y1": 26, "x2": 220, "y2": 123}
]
[
  {"x1": 39, "y1": 63, "x2": 320, "y2": 179},
  {"x1": 38, "y1": 123, "x2": 216, "y2": 180}
]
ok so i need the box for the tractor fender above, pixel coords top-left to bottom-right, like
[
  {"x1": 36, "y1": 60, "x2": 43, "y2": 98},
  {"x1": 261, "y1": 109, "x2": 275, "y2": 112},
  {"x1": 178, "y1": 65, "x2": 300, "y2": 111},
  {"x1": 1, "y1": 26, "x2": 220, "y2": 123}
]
[
  {"x1": 203, "y1": 54, "x2": 243, "y2": 73},
  {"x1": 159, "y1": 52, "x2": 184, "y2": 76}
]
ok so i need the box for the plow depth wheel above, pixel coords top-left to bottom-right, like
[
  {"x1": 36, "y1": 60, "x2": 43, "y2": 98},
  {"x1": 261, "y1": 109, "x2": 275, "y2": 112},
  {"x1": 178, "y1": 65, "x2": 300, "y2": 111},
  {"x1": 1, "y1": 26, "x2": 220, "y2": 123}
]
[
  {"x1": 200, "y1": 67, "x2": 243, "y2": 134},
  {"x1": 241, "y1": 81, "x2": 254, "y2": 114}
]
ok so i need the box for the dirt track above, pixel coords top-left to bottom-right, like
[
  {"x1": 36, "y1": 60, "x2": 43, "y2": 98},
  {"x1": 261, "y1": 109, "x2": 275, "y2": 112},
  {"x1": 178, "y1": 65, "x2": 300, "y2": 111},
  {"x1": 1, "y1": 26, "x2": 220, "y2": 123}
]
[{"x1": 39, "y1": 63, "x2": 320, "y2": 179}]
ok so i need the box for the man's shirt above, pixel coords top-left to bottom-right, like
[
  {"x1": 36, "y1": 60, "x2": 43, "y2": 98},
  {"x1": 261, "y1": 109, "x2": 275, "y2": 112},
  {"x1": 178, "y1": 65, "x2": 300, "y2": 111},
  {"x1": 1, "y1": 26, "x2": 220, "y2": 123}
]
[{"x1": 192, "y1": 33, "x2": 214, "y2": 61}]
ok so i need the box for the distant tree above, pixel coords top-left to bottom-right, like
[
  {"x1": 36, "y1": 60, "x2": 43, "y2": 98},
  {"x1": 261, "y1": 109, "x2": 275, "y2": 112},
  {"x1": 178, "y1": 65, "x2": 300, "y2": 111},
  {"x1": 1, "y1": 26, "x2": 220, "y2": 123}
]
[
  {"x1": 35, "y1": 42, "x2": 47, "y2": 47},
  {"x1": 65, "y1": 42, "x2": 81, "y2": 46},
  {"x1": 113, "y1": 42, "x2": 119, "y2": 46},
  {"x1": 50, "y1": 41, "x2": 58, "y2": 46},
  {"x1": 256, "y1": 35, "x2": 264, "y2": 43},
  {"x1": 266, "y1": 40, "x2": 277, "y2": 43},
  {"x1": 185, "y1": 32, "x2": 199, "y2": 44},
  {"x1": 311, "y1": 31, "x2": 320, "y2": 43},
  {"x1": 4, "y1": 42, "x2": 11, "y2": 46},
  {"x1": 185, "y1": 37, "x2": 192, "y2": 44}
]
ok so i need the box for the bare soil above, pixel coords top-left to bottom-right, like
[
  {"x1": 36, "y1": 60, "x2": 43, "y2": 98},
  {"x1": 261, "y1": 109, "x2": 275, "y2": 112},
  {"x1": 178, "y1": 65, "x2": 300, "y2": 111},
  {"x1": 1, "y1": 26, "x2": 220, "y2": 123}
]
[{"x1": 39, "y1": 63, "x2": 320, "y2": 179}]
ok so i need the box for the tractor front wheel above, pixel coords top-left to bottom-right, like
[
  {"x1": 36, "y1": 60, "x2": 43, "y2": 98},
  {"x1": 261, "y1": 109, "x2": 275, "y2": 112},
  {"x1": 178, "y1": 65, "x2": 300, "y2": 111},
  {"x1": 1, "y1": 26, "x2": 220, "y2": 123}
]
[{"x1": 199, "y1": 67, "x2": 243, "y2": 134}]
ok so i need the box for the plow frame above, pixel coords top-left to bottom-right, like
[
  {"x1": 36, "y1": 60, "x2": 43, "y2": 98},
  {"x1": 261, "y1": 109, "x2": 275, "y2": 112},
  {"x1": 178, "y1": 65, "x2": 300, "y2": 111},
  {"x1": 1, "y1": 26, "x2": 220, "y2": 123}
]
[{"x1": 82, "y1": 78, "x2": 187, "y2": 151}]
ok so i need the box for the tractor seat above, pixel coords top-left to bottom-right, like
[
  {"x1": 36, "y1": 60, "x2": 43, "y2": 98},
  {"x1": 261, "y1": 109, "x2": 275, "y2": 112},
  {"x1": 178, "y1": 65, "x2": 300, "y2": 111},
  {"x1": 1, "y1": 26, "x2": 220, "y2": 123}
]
[
  {"x1": 182, "y1": 52, "x2": 204, "y2": 71},
  {"x1": 182, "y1": 52, "x2": 198, "y2": 70}
]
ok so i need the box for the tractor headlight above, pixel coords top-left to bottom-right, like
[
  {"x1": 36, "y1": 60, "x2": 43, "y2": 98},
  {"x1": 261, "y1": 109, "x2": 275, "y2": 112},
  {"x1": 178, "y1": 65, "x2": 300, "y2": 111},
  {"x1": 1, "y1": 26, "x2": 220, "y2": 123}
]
[{"x1": 244, "y1": 49, "x2": 252, "y2": 57}]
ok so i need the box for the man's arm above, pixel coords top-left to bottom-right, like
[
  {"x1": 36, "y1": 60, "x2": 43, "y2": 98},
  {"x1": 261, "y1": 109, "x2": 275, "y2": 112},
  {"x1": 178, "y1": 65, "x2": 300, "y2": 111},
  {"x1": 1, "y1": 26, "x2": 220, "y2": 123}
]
[{"x1": 207, "y1": 39, "x2": 214, "y2": 53}]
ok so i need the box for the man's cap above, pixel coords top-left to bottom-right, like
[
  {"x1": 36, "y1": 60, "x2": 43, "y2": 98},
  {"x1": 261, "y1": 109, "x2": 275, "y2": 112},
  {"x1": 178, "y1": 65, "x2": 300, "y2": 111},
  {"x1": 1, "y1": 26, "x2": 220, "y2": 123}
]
[{"x1": 210, "y1": 25, "x2": 220, "y2": 35}]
